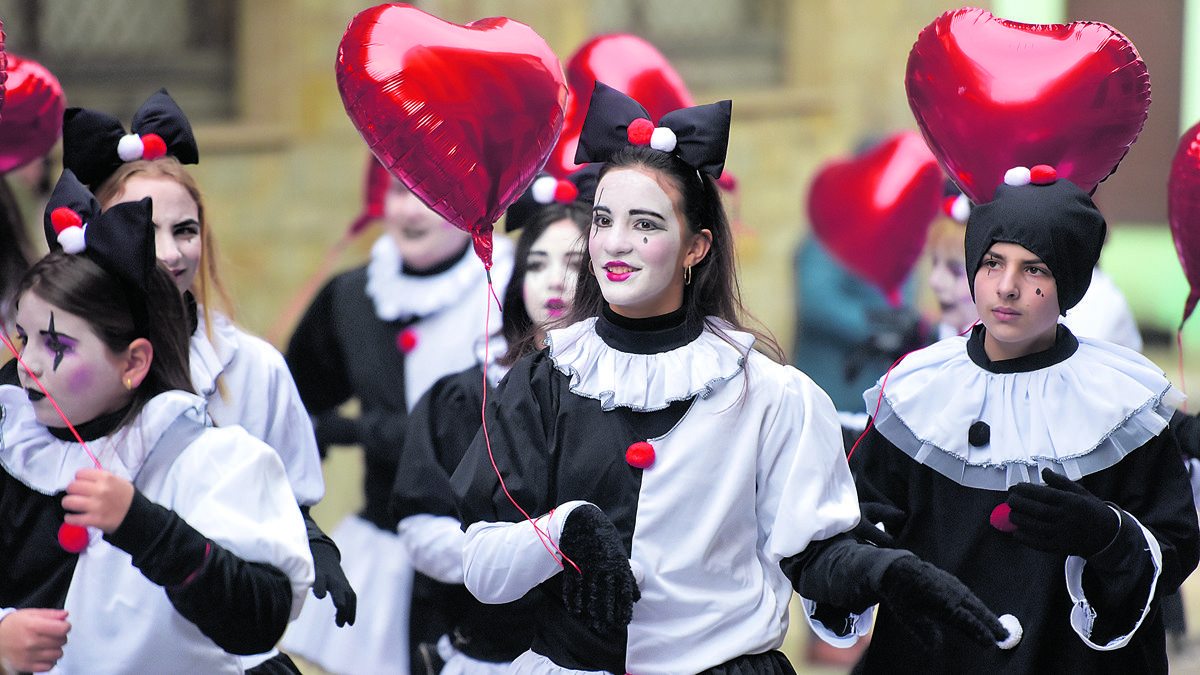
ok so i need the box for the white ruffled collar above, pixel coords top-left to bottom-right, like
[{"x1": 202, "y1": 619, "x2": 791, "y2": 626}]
[
  {"x1": 365, "y1": 233, "x2": 513, "y2": 322},
  {"x1": 546, "y1": 316, "x2": 754, "y2": 411},
  {"x1": 865, "y1": 330, "x2": 1183, "y2": 490},
  {"x1": 0, "y1": 386, "x2": 209, "y2": 494}
]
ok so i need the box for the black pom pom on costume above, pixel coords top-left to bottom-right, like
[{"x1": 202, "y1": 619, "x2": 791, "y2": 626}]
[{"x1": 968, "y1": 421, "x2": 990, "y2": 447}]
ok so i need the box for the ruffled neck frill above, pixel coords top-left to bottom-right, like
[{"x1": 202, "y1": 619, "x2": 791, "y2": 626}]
[
  {"x1": 365, "y1": 233, "x2": 514, "y2": 322},
  {"x1": 546, "y1": 307, "x2": 755, "y2": 412},
  {"x1": 189, "y1": 306, "x2": 238, "y2": 399},
  {"x1": 0, "y1": 386, "x2": 209, "y2": 495},
  {"x1": 864, "y1": 324, "x2": 1184, "y2": 490}
]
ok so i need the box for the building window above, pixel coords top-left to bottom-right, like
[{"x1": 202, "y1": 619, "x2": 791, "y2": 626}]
[
  {"x1": 0, "y1": 0, "x2": 237, "y2": 122},
  {"x1": 589, "y1": 0, "x2": 785, "y2": 91}
]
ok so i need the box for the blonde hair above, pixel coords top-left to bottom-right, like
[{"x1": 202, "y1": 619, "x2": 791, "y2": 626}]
[
  {"x1": 925, "y1": 214, "x2": 966, "y2": 263},
  {"x1": 94, "y1": 157, "x2": 235, "y2": 327}
]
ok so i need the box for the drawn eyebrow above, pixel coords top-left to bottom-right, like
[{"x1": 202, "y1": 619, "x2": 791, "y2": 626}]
[{"x1": 629, "y1": 208, "x2": 666, "y2": 220}]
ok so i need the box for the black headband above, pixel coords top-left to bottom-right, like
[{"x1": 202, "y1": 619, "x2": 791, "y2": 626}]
[
  {"x1": 574, "y1": 81, "x2": 730, "y2": 178},
  {"x1": 62, "y1": 88, "x2": 198, "y2": 190}
]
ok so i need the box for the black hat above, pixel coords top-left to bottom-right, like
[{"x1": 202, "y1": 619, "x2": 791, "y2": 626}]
[
  {"x1": 965, "y1": 166, "x2": 1106, "y2": 314},
  {"x1": 503, "y1": 164, "x2": 600, "y2": 232}
]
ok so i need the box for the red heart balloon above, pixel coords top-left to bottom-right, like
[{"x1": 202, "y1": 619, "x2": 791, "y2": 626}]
[
  {"x1": 0, "y1": 54, "x2": 65, "y2": 173},
  {"x1": 906, "y1": 8, "x2": 1149, "y2": 204},
  {"x1": 545, "y1": 34, "x2": 695, "y2": 179},
  {"x1": 336, "y1": 4, "x2": 567, "y2": 267},
  {"x1": 807, "y1": 131, "x2": 944, "y2": 306},
  {"x1": 1168, "y1": 121, "x2": 1200, "y2": 325}
]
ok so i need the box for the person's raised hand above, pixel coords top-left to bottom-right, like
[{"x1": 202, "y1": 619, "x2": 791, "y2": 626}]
[{"x1": 1006, "y1": 468, "x2": 1119, "y2": 558}]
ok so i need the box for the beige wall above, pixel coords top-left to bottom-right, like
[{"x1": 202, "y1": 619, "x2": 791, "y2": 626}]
[{"x1": 193, "y1": 1, "x2": 968, "y2": 355}]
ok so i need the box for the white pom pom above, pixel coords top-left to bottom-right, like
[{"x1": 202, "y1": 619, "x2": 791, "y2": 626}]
[
  {"x1": 117, "y1": 134, "x2": 145, "y2": 162},
  {"x1": 530, "y1": 175, "x2": 558, "y2": 204},
  {"x1": 1004, "y1": 166, "x2": 1031, "y2": 187},
  {"x1": 950, "y1": 194, "x2": 971, "y2": 223},
  {"x1": 628, "y1": 559, "x2": 645, "y2": 587},
  {"x1": 996, "y1": 613, "x2": 1023, "y2": 650},
  {"x1": 650, "y1": 127, "x2": 677, "y2": 153},
  {"x1": 58, "y1": 226, "x2": 86, "y2": 255}
]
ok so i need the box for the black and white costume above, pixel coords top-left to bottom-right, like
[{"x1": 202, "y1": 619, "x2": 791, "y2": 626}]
[
  {"x1": 452, "y1": 309, "x2": 860, "y2": 675},
  {"x1": 845, "y1": 325, "x2": 1200, "y2": 673},
  {"x1": 0, "y1": 386, "x2": 314, "y2": 674}
]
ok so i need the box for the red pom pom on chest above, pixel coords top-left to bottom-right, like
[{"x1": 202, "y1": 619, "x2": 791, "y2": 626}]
[
  {"x1": 625, "y1": 441, "x2": 655, "y2": 469},
  {"x1": 58, "y1": 523, "x2": 89, "y2": 553},
  {"x1": 396, "y1": 328, "x2": 418, "y2": 354}
]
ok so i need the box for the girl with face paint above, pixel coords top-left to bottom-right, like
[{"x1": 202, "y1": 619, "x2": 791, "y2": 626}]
[
  {"x1": 61, "y1": 90, "x2": 354, "y2": 672},
  {"x1": 0, "y1": 170, "x2": 313, "y2": 674},
  {"x1": 387, "y1": 173, "x2": 593, "y2": 673},
  {"x1": 848, "y1": 170, "x2": 1199, "y2": 674},
  {"x1": 449, "y1": 84, "x2": 1012, "y2": 675}
]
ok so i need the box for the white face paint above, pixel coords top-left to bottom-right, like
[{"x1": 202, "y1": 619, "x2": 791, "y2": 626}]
[
  {"x1": 108, "y1": 175, "x2": 202, "y2": 295},
  {"x1": 589, "y1": 168, "x2": 701, "y2": 318},
  {"x1": 14, "y1": 292, "x2": 132, "y2": 428},
  {"x1": 382, "y1": 177, "x2": 470, "y2": 272},
  {"x1": 523, "y1": 219, "x2": 585, "y2": 327}
]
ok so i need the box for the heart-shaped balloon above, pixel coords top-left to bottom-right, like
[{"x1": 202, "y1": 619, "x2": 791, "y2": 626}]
[
  {"x1": 906, "y1": 8, "x2": 1149, "y2": 204},
  {"x1": 0, "y1": 54, "x2": 64, "y2": 173},
  {"x1": 336, "y1": 4, "x2": 567, "y2": 267},
  {"x1": 545, "y1": 34, "x2": 694, "y2": 179},
  {"x1": 1169, "y1": 121, "x2": 1200, "y2": 326},
  {"x1": 808, "y1": 131, "x2": 944, "y2": 306}
]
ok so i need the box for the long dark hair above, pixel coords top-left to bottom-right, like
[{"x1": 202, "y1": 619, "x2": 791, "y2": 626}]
[
  {"x1": 17, "y1": 251, "x2": 195, "y2": 429},
  {"x1": 499, "y1": 200, "x2": 591, "y2": 365},
  {"x1": 563, "y1": 145, "x2": 783, "y2": 361}
]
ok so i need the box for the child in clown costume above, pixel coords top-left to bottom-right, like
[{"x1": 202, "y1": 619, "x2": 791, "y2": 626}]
[
  {"x1": 843, "y1": 167, "x2": 1200, "y2": 674},
  {"x1": 0, "y1": 169, "x2": 313, "y2": 674},
  {"x1": 281, "y1": 158, "x2": 513, "y2": 675}
]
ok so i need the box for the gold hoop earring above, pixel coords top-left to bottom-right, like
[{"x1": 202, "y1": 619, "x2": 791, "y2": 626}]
[{"x1": 684, "y1": 266, "x2": 692, "y2": 286}]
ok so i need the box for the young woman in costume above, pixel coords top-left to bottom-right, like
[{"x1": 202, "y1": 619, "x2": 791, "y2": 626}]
[{"x1": 449, "y1": 82, "x2": 1013, "y2": 675}]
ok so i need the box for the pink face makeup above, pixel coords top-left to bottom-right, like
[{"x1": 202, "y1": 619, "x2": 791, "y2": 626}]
[
  {"x1": 14, "y1": 292, "x2": 133, "y2": 428},
  {"x1": 523, "y1": 219, "x2": 585, "y2": 327}
]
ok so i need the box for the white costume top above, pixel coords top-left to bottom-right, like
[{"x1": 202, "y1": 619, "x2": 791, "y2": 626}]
[
  {"x1": 0, "y1": 386, "x2": 314, "y2": 674},
  {"x1": 191, "y1": 308, "x2": 324, "y2": 505}
]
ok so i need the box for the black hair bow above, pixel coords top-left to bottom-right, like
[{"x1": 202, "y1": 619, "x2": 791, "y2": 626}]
[
  {"x1": 62, "y1": 88, "x2": 198, "y2": 190},
  {"x1": 574, "y1": 81, "x2": 731, "y2": 178},
  {"x1": 43, "y1": 169, "x2": 156, "y2": 298}
]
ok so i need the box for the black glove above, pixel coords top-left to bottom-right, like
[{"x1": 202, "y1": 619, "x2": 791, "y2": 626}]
[
  {"x1": 313, "y1": 411, "x2": 359, "y2": 453},
  {"x1": 304, "y1": 511, "x2": 357, "y2": 627},
  {"x1": 854, "y1": 502, "x2": 905, "y2": 548},
  {"x1": 1006, "y1": 468, "x2": 1120, "y2": 558},
  {"x1": 558, "y1": 504, "x2": 640, "y2": 634},
  {"x1": 874, "y1": 554, "x2": 1010, "y2": 653}
]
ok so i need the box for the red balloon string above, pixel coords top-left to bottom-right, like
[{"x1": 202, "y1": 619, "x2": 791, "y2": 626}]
[
  {"x1": 478, "y1": 279, "x2": 579, "y2": 574},
  {"x1": 0, "y1": 325, "x2": 101, "y2": 468}
]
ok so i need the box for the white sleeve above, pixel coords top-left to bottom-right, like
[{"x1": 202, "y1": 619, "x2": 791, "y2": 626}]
[
  {"x1": 397, "y1": 514, "x2": 467, "y2": 584},
  {"x1": 462, "y1": 500, "x2": 589, "y2": 604}
]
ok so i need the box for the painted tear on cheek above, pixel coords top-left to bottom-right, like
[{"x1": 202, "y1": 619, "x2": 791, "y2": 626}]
[{"x1": 1035, "y1": 288, "x2": 1042, "y2": 296}]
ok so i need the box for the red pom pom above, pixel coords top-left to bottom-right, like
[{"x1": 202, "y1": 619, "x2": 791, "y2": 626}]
[
  {"x1": 50, "y1": 206, "x2": 82, "y2": 234},
  {"x1": 625, "y1": 441, "x2": 655, "y2": 469},
  {"x1": 396, "y1": 328, "x2": 418, "y2": 354},
  {"x1": 990, "y1": 503, "x2": 1016, "y2": 532},
  {"x1": 627, "y1": 118, "x2": 654, "y2": 146},
  {"x1": 58, "y1": 523, "x2": 89, "y2": 553},
  {"x1": 1029, "y1": 164, "x2": 1057, "y2": 184},
  {"x1": 140, "y1": 133, "x2": 168, "y2": 160},
  {"x1": 941, "y1": 195, "x2": 958, "y2": 217},
  {"x1": 553, "y1": 180, "x2": 578, "y2": 203}
]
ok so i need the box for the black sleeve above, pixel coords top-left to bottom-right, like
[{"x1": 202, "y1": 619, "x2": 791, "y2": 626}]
[
  {"x1": 1171, "y1": 409, "x2": 1200, "y2": 461},
  {"x1": 781, "y1": 533, "x2": 910, "y2": 616},
  {"x1": 285, "y1": 276, "x2": 354, "y2": 415},
  {"x1": 391, "y1": 368, "x2": 485, "y2": 523},
  {"x1": 451, "y1": 352, "x2": 557, "y2": 527},
  {"x1": 105, "y1": 490, "x2": 293, "y2": 655}
]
